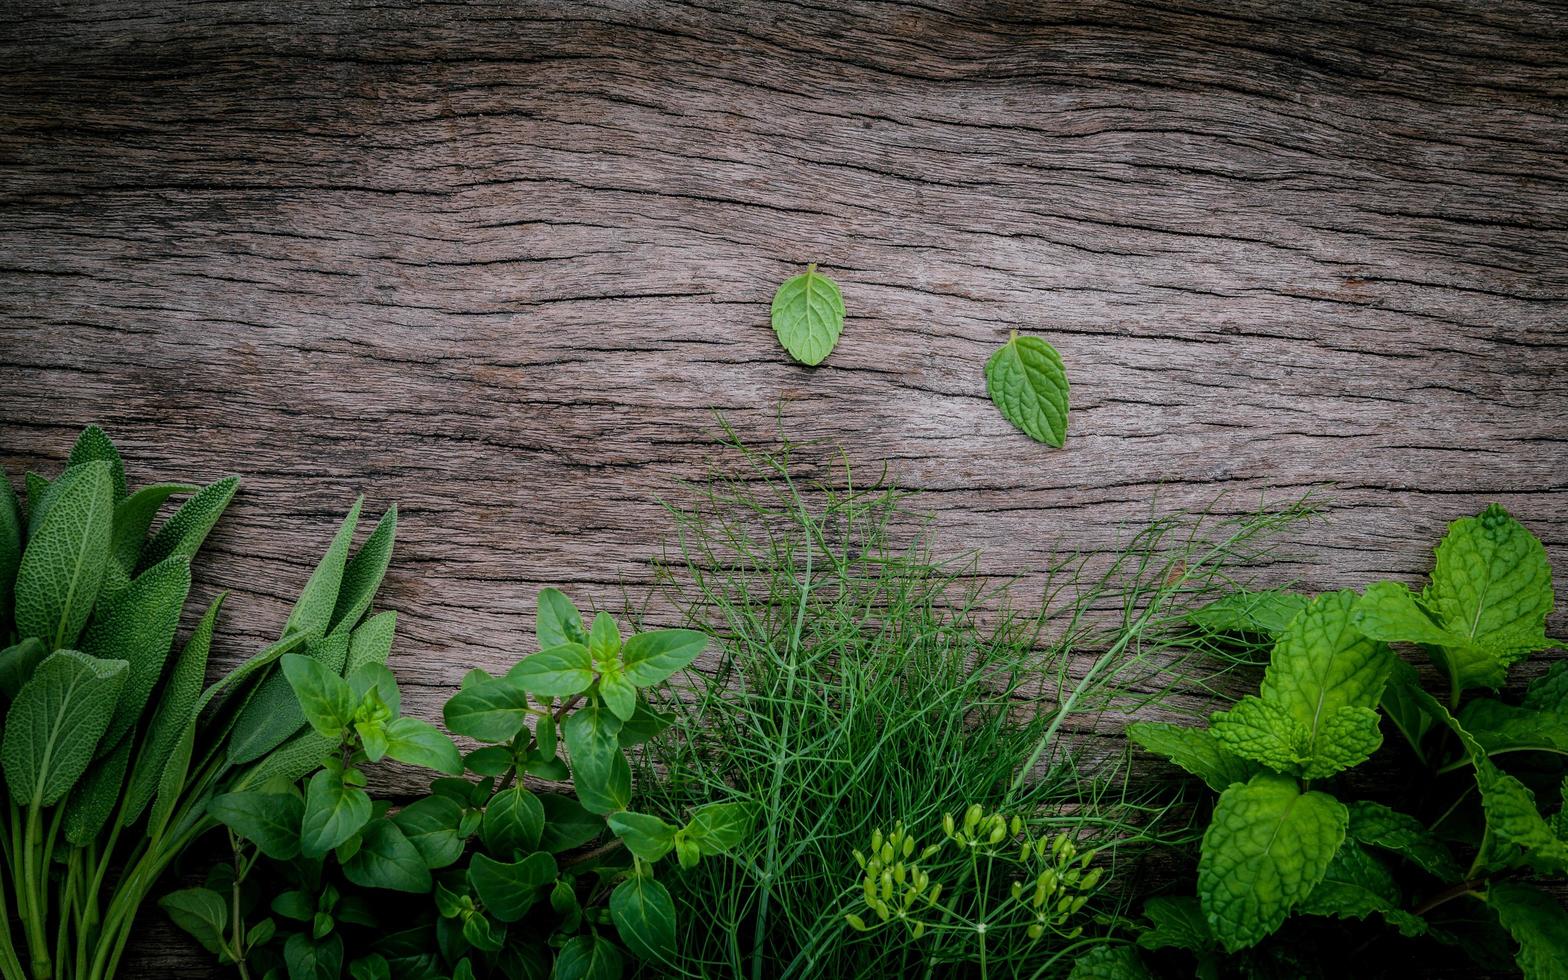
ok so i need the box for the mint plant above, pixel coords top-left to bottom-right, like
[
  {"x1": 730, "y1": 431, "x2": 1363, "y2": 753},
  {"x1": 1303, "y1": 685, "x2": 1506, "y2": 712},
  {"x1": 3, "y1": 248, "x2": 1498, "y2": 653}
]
[
  {"x1": 1123, "y1": 505, "x2": 1567, "y2": 978},
  {"x1": 0, "y1": 425, "x2": 395, "y2": 980},
  {"x1": 188, "y1": 589, "x2": 751, "y2": 979}
]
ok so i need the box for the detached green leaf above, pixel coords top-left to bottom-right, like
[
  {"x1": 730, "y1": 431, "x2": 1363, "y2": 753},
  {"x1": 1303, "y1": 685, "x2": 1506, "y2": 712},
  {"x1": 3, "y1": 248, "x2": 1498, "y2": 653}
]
[
  {"x1": 984, "y1": 331, "x2": 1070, "y2": 447},
  {"x1": 343, "y1": 818, "x2": 431, "y2": 893},
  {"x1": 1127, "y1": 722, "x2": 1260, "y2": 792},
  {"x1": 384, "y1": 717, "x2": 462, "y2": 775},
  {"x1": 467, "y1": 851, "x2": 556, "y2": 922},
  {"x1": 611, "y1": 876, "x2": 676, "y2": 963},
  {"x1": 2, "y1": 650, "x2": 128, "y2": 806},
  {"x1": 301, "y1": 768, "x2": 372, "y2": 859},
  {"x1": 508, "y1": 643, "x2": 593, "y2": 698},
  {"x1": 621, "y1": 629, "x2": 707, "y2": 687},
  {"x1": 443, "y1": 676, "x2": 532, "y2": 743},
  {"x1": 15, "y1": 461, "x2": 114, "y2": 650},
  {"x1": 80, "y1": 555, "x2": 190, "y2": 752},
  {"x1": 1198, "y1": 773, "x2": 1347, "y2": 952},
  {"x1": 1489, "y1": 880, "x2": 1568, "y2": 980},
  {"x1": 537, "y1": 588, "x2": 587, "y2": 647},
  {"x1": 770, "y1": 264, "x2": 846, "y2": 366},
  {"x1": 608, "y1": 811, "x2": 677, "y2": 862},
  {"x1": 209, "y1": 790, "x2": 304, "y2": 860}
]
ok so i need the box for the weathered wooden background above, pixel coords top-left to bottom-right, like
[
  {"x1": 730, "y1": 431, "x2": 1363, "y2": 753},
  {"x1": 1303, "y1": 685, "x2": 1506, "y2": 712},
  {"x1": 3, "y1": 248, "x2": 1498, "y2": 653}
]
[{"x1": 2, "y1": 0, "x2": 1567, "y2": 972}]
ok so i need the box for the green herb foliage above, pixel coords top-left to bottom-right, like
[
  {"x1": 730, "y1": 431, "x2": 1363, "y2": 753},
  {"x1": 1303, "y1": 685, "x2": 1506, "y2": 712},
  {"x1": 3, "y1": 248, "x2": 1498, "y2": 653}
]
[
  {"x1": 0, "y1": 425, "x2": 393, "y2": 980},
  {"x1": 769, "y1": 264, "x2": 846, "y2": 366},
  {"x1": 637, "y1": 433, "x2": 1311, "y2": 979},
  {"x1": 183, "y1": 591, "x2": 749, "y2": 980},
  {"x1": 1123, "y1": 504, "x2": 1567, "y2": 979},
  {"x1": 984, "y1": 331, "x2": 1070, "y2": 448}
]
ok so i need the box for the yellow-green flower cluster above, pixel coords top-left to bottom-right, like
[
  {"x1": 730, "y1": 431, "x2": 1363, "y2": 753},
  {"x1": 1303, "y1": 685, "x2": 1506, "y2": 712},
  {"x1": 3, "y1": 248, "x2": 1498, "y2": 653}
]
[{"x1": 844, "y1": 821, "x2": 942, "y2": 936}]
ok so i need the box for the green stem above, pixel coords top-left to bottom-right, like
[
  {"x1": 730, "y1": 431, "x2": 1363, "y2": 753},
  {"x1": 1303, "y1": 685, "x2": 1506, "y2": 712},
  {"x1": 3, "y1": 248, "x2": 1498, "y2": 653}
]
[{"x1": 22, "y1": 803, "x2": 51, "y2": 979}]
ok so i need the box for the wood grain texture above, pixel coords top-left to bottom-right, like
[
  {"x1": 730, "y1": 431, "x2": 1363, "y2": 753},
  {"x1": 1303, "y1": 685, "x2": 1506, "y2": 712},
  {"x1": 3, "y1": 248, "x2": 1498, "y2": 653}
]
[{"x1": 1, "y1": 0, "x2": 1567, "y2": 972}]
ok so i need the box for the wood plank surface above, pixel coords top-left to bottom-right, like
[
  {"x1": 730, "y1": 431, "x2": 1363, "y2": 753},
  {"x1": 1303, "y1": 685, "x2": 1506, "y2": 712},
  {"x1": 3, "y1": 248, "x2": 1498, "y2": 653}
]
[{"x1": 2, "y1": 0, "x2": 1567, "y2": 972}]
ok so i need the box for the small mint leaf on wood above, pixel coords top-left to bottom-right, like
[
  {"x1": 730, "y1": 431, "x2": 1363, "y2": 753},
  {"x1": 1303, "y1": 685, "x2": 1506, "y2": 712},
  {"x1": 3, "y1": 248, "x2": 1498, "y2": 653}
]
[
  {"x1": 984, "y1": 331, "x2": 1070, "y2": 447},
  {"x1": 770, "y1": 264, "x2": 845, "y2": 366}
]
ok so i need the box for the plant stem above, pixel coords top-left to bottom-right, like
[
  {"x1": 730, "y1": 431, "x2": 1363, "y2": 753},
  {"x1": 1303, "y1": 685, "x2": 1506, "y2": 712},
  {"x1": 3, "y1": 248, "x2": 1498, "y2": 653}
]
[{"x1": 1412, "y1": 879, "x2": 1486, "y2": 917}]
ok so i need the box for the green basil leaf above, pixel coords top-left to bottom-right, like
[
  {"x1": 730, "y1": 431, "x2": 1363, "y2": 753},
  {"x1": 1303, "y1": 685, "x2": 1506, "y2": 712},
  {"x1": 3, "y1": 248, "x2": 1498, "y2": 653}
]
[
  {"x1": 610, "y1": 876, "x2": 676, "y2": 964},
  {"x1": 284, "y1": 932, "x2": 344, "y2": 980},
  {"x1": 587, "y1": 612, "x2": 621, "y2": 666},
  {"x1": 538, "y1": 794, "x2": 604, "y2": 854},
  {"x1": 301, "y1": 768, "x2": 372, "y2": 859},
  {"x1": 1197, "y1": 773, "x2": 1347, "y2": 952},
  {"x1": 464, "y1": 746, "x2": 513, "y2": 777},
  {"x1": 598, "y1": 667, "x2": 636, "y2": 722},
  {"x1": 984, "y1": 332, "x2": 1069, "y2": 447},
  {"x1": 344, "y1": 818, "x2": 431, "y2": 893},
  {"x1": 159, "y1": 887, "x2": 228, "y2": 957},
  {"x1": 2, "y1": 650, "x2": 128, "y2": 806},
  {"x1": 384, "y1": 716, "x2": 462, "y2": 775},
  {"x1": 617, "y1": 700, "x2": 673, "y2": 747},
  {"x1": 391, "y1": 795, "x2": 466, "y2": 869},
  {"x1": 770, "y1": 264, "x2": 845, "y2": 366},
  {"x1": 460, "y1": 913, "x2": 505, "y2": 953},
  {"x1": 563, "y1": 704, "x2": 630, "y2": 815},
  {"x1": 209, "y1": 790, "x2": 303, "y2": 860},
  {"x1": 15, "y1": 461, "x2": 114, "y2": 650},
  {"x1": 620, "y1": 629, "x2": 707, "y2": 688},
  {"x1": 684, "y1": 801, "x2": 755, "y2": 855},
  {"x1": 443, "y1": 676, "x2": 532, "y2": 743},
  {"x1": 282, "y1": 653, "x2": 355, "y2": 739},
  {"x1": 553, "y1": 934, "x2": 623, "y2": 980},
  {"x1": 348, "y1": 662, "x2": 400, "y2": 716},
  {"x1": 482, "y1": 786, "x2": 545, "y2": 856},
  {"x1": 508, "y1": 643, "x2": 593, "y2": 698},
  {"x1": 537, "y1": 589, "x2": 587, "y2": 648},
  {"x1": 607, "y1": 811, "x2": 676, "y2": 862},
  {"x1": 467, "y1": 851, "x2": 556, "y2": 922}
]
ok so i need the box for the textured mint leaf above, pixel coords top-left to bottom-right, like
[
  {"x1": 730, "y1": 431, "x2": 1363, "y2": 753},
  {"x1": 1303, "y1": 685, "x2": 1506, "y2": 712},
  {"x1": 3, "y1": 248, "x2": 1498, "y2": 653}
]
[
  {"x1": 1353, "y1": 581, "x2": 1456, "y2": 647},
  {"x1": 769, "y1": 264, "x2": 845, "y2": 366},
  {"x1": 14, "y1": 461, "x2": 114, "y2": 651},
  {"x1": 1380, "y1": 656, "x2": 1436, "y2": 755},
  {"x1": 1127, "y1": 721, "x2": 1260, "y2": 791},
  {"x1": 1258, "y1": 590, "x2": 1392, "y2": 757},
  {"x1": 1300, "y1": 706, "x2": 1384, "y2": 779},
  {"x1": 1210, "y1": 697, "x2": 1310, "y2": 773},
  {"x1": 1189, "y1": 590, "x2": 1310, "y2": 637},
  {"x1": 1476, "y1": 761, "x2": 1568, "y2": 875},
  {"x1": 1298, "y1": 840, "x2": 1425, "y2": 937},
  {"x1": 1065, "y1": 945, "x2": 1154, "y2": 980},
  {"x1": 1460, "y1": 698, "x2": 1568, "y2": 759},
  {"x1": 1347, "y1": 800, "x2": 1463, "y2": 882},
  {"x1": 1489, "y1": 880, "x2": 1568, "y2": 980},
  {"x1": 2, "y1": 650, "x2": 128, "y2": 806},
  {"x1": 1428, "y1": 505, "x2": 1556, "y2": 691},
  {"x1": 1524, "y1": 661, "x2": 1568, "y2": 714},
  {"x1": 1137, "y1": 896, "x2": 1214, "y2": 952},
  {"x1": 984, "y1": 332, "x2": 1070, "y2": 447},
  {"x1": 1198, "y1": 773, "x2": 1347, "y2": 952}
]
